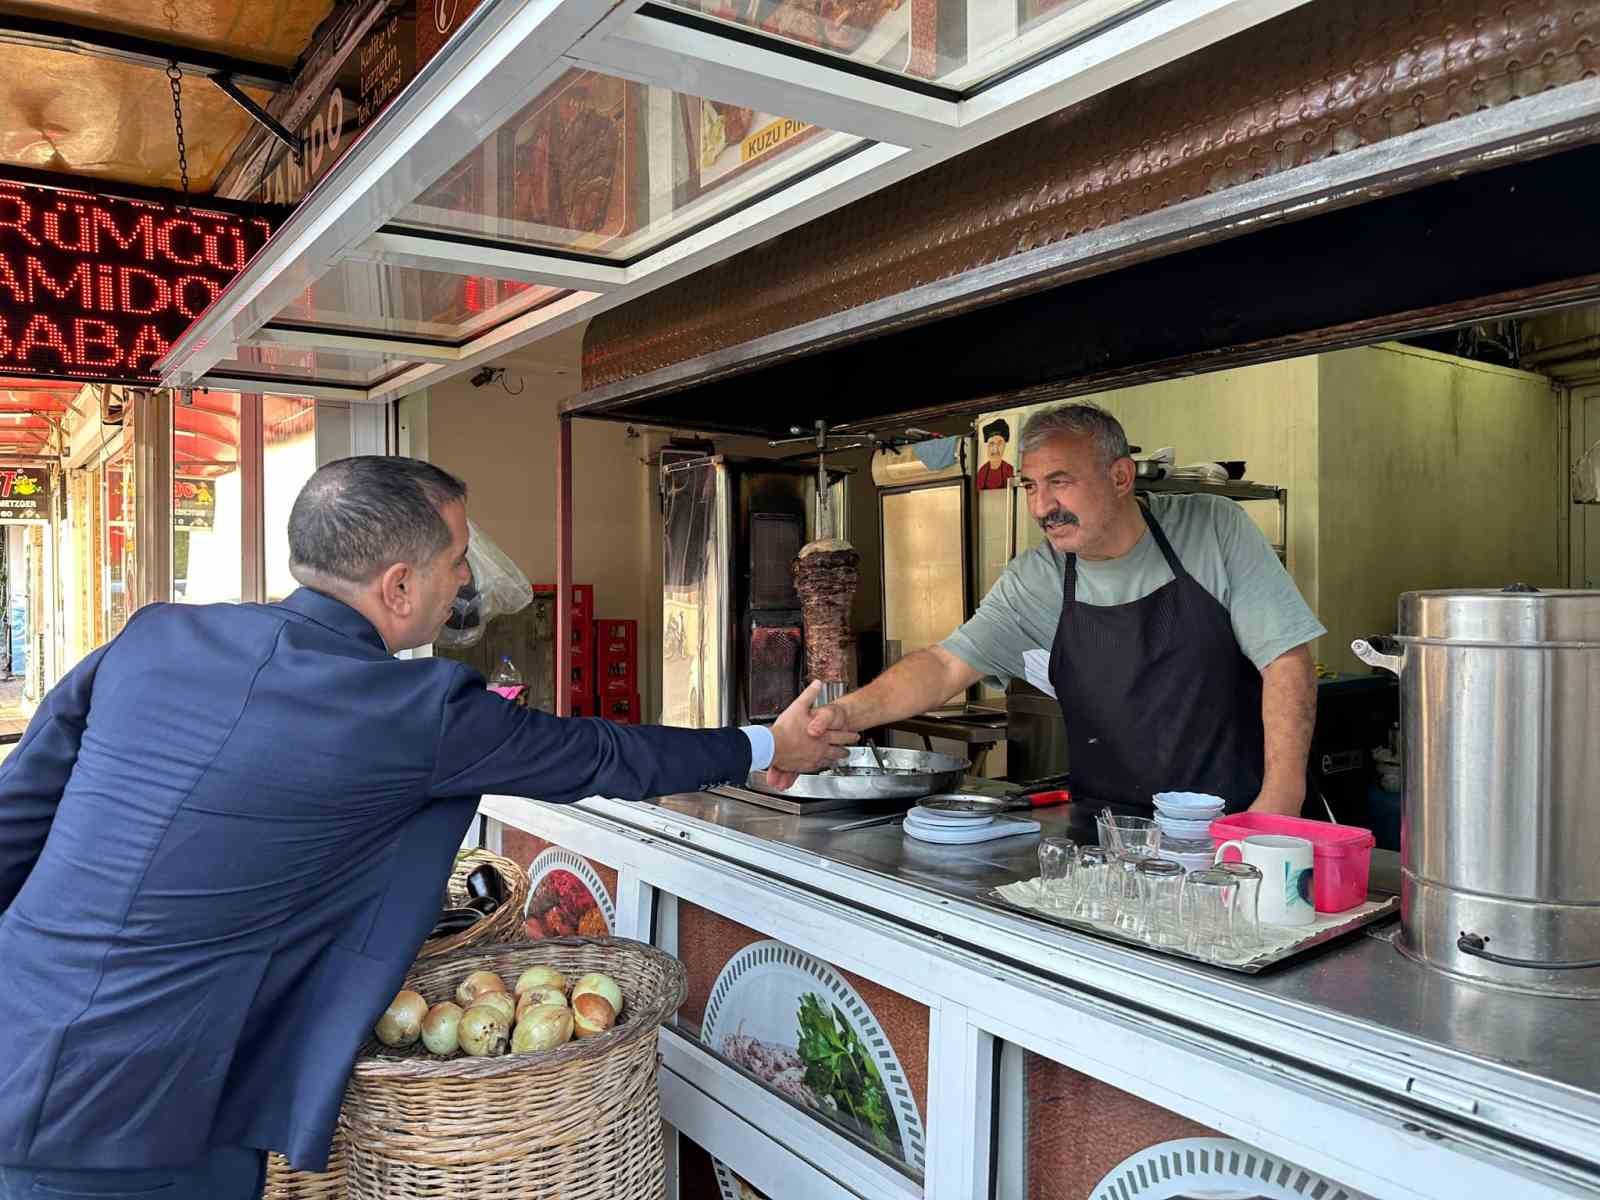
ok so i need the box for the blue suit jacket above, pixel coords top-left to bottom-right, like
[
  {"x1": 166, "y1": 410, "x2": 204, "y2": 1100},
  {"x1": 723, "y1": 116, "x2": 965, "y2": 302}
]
[{"x1": 0, "y1": 589, "x2": 750, "y2": 1170}]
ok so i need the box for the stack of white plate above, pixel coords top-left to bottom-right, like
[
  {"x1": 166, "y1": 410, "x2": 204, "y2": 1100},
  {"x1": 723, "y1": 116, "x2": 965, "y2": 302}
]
[{"x1": 1152, "y1": 791, "x2": 1225, "y2": 846}]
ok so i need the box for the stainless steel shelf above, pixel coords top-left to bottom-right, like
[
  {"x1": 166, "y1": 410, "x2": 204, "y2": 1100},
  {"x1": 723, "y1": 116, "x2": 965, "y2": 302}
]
[{"x1": 1136, "y1": 477, "x2": 1285, "y2": 502}]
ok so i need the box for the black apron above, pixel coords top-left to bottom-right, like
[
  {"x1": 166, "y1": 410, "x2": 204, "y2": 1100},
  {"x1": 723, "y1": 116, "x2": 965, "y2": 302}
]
[{"x1": 1047, "y1": 504, "x2": 1265, "y2": 815}]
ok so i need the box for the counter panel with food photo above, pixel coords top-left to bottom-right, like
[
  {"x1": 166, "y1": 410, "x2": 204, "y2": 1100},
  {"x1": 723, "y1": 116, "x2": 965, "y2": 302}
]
[{"x1": 701, "y1": 938, "x2": 926, "y2": 1171}]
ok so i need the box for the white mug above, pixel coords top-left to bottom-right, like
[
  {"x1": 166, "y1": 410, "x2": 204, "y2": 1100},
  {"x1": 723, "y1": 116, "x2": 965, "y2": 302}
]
[{"x1": 1214, "y1": 834, "x2": 1315, "y2": 926}]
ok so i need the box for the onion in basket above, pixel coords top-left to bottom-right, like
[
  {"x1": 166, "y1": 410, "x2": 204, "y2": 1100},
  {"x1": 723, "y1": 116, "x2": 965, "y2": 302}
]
[
  {"x1": 471, "y1": 990, "x2": 517, "y2": 1025},
  {"x1": 459, "y1": 1004, "x2": 511, "y2": 1057},
  {"x1": 571, "y1": 991, "x2": 616, "y2": 1039},
  {"x1": 514, "y1": 965, "x2": 568, "y2": 997},
  {"x1": 456, "y1": 970, "x2": 508, "y2": 1009},
  {"x1": 421, "y1": 1002, "x2": 464, "y2": 1055},
  {"x1": 511, "y1": 1004, "x2": 573, "y2": 1053},
  {"x1": 375, "y1": 990, "x2": 428, "y2": 1047},
  {"x1": 572, "y1": 973, "x2": 624, "y2": 1018},
  {"x1": 515, "y1": 987, "x2": 567, "y2": 1021}
]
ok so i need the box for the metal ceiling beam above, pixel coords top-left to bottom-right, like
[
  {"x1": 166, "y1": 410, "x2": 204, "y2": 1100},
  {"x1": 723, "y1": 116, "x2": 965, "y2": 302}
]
[
  {"x1": 0, "y1": 13, "x2": 293, "y2": 89},
  {"x1": 243, "y1": 325, "x2": 462, "y2": 363},
  {"x1": 351, "y1": 230, "x2": 630, "y2": 291}
]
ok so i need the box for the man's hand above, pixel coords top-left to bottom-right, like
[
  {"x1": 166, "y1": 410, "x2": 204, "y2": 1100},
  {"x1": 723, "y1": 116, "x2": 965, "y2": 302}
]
[
  {"x1": 763, "y1": 681, "x2": 859, "y2": 790},
  {"x1": 807, "y1": 697, "x2": 852, "y2": 740}
]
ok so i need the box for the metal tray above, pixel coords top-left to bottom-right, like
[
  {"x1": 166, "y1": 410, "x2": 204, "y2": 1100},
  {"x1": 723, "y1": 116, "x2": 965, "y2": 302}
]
[
  {"x1": 747, "y1": 745, "x2": 968, "y2": 801},
  {"x1": 983, "y1": 889, "x2": 1400, "y2": 974}
]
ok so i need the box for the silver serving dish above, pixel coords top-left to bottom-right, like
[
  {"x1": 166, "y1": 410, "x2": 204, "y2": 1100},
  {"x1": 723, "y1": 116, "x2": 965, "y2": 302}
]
[{"x1": 749, "y1": 745, "x2": 968, "y2": 801}]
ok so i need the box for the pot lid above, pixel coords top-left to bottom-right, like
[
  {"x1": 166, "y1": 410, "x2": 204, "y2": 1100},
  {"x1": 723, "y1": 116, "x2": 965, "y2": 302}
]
[{"x1": 1399, "y1": 586, "x2": 1600, "y2": 645}]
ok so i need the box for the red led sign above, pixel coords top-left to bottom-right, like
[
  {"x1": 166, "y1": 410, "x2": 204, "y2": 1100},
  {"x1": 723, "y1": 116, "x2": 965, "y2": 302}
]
[{"x1": 0, "y1": 181, "x2": 274, "y2": 384}]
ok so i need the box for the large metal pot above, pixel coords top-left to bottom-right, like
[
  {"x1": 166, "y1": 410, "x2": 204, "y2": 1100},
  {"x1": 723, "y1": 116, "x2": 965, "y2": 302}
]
[{"x1": 1353, "y1": 586, "x2": 1600, "y2": 998}]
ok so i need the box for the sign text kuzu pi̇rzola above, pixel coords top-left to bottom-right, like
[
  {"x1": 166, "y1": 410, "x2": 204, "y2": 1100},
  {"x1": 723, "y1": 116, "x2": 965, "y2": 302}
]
[{"x1": 0, "y1": 182, "x2": 274, "y2": 384}]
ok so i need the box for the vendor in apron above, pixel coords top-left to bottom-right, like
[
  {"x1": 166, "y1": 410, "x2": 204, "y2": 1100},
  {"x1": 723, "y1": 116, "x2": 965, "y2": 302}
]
[{"x1": 809, "y1": 402, "x2": 1324, "y2": 815}]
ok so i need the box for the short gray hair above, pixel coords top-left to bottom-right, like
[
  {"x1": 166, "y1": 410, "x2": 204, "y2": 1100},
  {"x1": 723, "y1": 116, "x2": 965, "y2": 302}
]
[
  {"x1": 1019, "y1": 402, "x2": 1131, "y2": 467},
  {"x1": 289, "y1": 456, "x2": 468, "y2": 585}
]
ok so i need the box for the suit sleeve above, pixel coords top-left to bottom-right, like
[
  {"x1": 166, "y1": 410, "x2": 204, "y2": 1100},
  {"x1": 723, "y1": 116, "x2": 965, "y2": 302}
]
[
  {"x1": 429, "y1": 665, "x2": 753, "y2": 802},
  {"x1": 0, "y1": 639, "x2": 111, "y2": 910}
]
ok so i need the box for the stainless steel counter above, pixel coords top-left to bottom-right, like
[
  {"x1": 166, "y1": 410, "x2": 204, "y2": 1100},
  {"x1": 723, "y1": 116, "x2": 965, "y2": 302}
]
[{"x1": 614, "y1": 790, "x2": 1600, "y2": 1153}]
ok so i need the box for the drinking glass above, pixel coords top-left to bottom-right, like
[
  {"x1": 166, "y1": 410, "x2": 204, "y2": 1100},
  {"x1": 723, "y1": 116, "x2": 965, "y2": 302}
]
[
  {"x1": 1037, "y1": 838, "x2": 1078, "y2": 911},
  {"x1": 1110, "y1": 852, "x2": 1146, "y2": 934},
  {"x1": 1074, "y1": 846, "x2": 1113, "y2": 922},
  {"x1": 1097, "y1": 814, "x2": 1162, "y2": 859},
  {"x1": 1214, "y1": 860, "x2": 1264, "y2": 954},
  {"x1": 1182, "y1": 868, "x2": 1241, "y2": 962},
  {"x1": 1135, "y1": 858, "x2": 1187, "y2": 947}
]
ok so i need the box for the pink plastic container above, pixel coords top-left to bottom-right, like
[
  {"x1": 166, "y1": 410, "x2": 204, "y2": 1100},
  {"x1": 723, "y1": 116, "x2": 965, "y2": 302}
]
[{"x1": 1209, "y1": 812, "x2": 1375, "y2": 913}]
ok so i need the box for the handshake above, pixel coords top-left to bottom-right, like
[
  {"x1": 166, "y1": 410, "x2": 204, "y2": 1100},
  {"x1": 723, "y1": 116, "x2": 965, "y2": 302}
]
[{"x1": 763, "y1": 681, "x2": 858, "y2": 791}]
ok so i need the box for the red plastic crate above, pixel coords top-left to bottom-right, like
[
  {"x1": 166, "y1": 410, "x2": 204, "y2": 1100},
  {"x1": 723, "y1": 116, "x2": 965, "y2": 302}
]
[
  {"x1": 601, "y1": 693, "x2": 640, "y2": 724},
  {"x1": 533, "y1": 583, "x2": 594, "y2": 620},
  {"x1": 596, "y1": 619, "x2": 637, "y2": 656},
  {"x1": 569, "y1": 697, "x2": 596, "y2": 718},
  {"x1": 601, "y1": 676, "x2": 634, "y2": 697}
]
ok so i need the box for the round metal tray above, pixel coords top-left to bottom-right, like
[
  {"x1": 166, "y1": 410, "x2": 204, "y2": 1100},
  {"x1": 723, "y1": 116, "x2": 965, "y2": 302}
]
[{"x1": 750, "y1": 745, "x2": 968, "y2": 801}]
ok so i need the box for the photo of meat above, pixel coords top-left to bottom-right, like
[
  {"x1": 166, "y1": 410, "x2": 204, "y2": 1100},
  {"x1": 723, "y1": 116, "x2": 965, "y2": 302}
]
[
  {"x1": 522, "y1": 849, "x2": 615, "y2": 939},
  {"x1": 507, "y1": 72, "x2": 628, "y2": 245},
  {"x1": 697, "y1": 0, "x2": 907, "y2": 59}
]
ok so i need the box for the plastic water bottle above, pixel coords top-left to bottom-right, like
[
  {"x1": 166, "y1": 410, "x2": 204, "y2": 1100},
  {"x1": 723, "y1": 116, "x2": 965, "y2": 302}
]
[{"x1": 490, "y1": 655, "x2": 523, "y2": 686}]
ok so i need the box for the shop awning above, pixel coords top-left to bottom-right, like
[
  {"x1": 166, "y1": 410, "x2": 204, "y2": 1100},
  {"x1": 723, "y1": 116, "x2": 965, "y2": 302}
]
[
  {"x1": 0, "y1": 0, "x2": 333, "y2": 192},
  {"x1": 154, "y1": 0, "x2": 1319, "y2": 401}
]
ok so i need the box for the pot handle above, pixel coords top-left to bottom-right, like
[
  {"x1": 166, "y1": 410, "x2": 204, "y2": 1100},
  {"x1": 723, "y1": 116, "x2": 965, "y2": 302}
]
[
  {"x1": 1457, "y1": 932, "x2": 1600, "y2": 971},
  {"x1": 1352, "y1": 639, "x2": 1403, "y2": 675}
]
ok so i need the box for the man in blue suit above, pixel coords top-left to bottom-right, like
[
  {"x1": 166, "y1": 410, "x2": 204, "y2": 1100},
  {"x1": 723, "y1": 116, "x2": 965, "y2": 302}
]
[{"x1": 0, "y1": 456, "x2": 850, "y2": 1200}]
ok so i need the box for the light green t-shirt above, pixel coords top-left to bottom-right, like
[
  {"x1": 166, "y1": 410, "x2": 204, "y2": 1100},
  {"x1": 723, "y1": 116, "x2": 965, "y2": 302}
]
[{"x1": 942, "y1": 493, "x2": 1324, "y2": 695}]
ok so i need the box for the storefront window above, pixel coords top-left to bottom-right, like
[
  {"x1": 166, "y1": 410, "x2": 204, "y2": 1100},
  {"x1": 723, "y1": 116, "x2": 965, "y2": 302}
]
[
  {"x1": 173, "y1": 394, "x2": 242, "y2": 604},
  {"x1": 103, "y1": 424, "x2": 135, "y2": 642},
  {"x1": 264, "y1": 396, "x2": 316, "y2": 601}
]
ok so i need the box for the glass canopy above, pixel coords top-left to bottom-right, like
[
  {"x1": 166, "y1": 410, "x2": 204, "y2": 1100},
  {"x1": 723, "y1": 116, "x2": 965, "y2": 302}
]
[
  {"x1": 395, "y1": 68, "x2": 862, "y2": 261},
  {"x1": 156, "y1": 0, "x2": 1298, "y2": 399},
  {"x1": 208, "y1": 346, "x2": 420, "y2": 388}
]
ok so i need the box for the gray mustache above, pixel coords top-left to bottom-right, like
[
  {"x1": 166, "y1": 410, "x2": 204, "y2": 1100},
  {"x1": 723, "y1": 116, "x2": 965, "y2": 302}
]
[{"x1": 1039, "y1": 508, "x2": 1079, "y2": 529}]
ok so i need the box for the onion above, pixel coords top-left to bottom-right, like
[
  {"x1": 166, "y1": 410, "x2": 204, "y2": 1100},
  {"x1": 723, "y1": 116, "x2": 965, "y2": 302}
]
[
  {"x1": 514, "y1": 965, "x2": 568, "y2": 997},
  {"x1": 572, "y1": 973, "x2": 623, "y2": 1018},
  {"x1": 456, "y1": 970, "x2": 508, "y2": 1009},
  {"x1": 571, "y1": 991, "x2": 616, "y2": 1039},
  {"x1": 375, "y1": 989, "x2": 427, "y2": 1047},
  {"x1": 512, "y1": 1004, "x2": 573, "y2": 1053},
  {"x1": 471, "y1": 990, "x2": 516, "y2": 1025},
  {"x1": 515, "y1": 987, "x2": 567, "y2": 1021},
  {"x1": 459, "y1": 1004, "x2": 511, "y2": 1057},
  {"x1": 421, "y1": 1002, "x2": 464, "y2": 1055}
]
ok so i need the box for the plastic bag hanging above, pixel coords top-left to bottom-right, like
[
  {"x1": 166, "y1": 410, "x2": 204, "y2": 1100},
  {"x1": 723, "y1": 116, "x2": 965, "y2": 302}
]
[{"x1": 435, "y1": 519, "x2": 532, "y2": 648}]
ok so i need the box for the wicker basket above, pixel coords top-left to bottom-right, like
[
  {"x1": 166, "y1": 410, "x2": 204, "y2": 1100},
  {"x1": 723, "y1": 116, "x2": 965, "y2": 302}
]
[
  {"x1": 262, "y1": 1133, "x2": 346, "y2": 1200},
  {"x1": 263, "y1": 850, "x2": 530, "y2": 1199},
  {"x1": 418, "y1": 848, "x2": 530, "y2": 959},
  {"x1": 339, "y1": 938, "x2": 687, "y2": 1200}
]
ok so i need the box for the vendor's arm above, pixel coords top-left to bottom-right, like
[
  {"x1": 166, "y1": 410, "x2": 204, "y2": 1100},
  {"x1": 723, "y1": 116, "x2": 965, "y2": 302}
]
[
  {"x1": 1254, "y1": 644, "x2": 1316, "y2": 816},
  {"x1": 0, "y1": 638, "x2": 112, "y2": 909},
  {"x1": 430, "y1": 674, "x2": 852, "y2": 802},
  {"x1": 1208, "y1": 497, "x2": 1326, "y2": 816}
]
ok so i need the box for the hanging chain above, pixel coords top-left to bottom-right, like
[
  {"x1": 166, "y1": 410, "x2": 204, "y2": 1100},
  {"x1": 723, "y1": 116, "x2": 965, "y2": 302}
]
[{"x1": 167, "y1": 61, "x2": 191, "y2": 198}]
